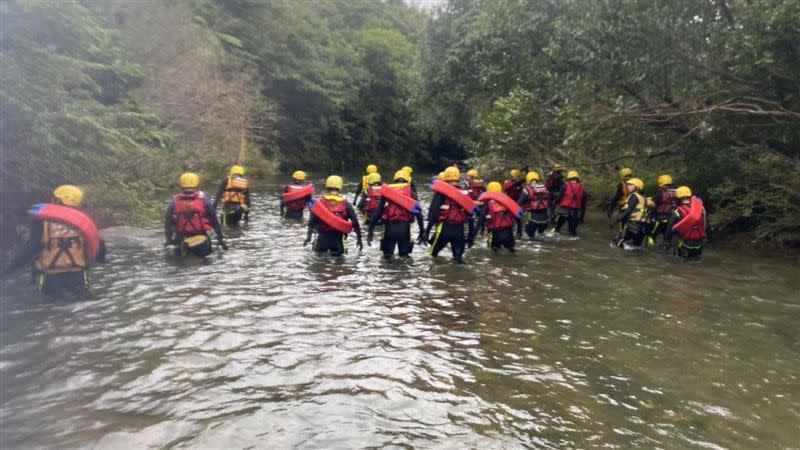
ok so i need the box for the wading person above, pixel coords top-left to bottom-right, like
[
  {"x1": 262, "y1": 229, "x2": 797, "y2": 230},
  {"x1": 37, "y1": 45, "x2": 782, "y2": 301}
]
[
  {"x1": 280, "y1": 170, "x2": 314, "y2": 219},
  {"x1": 422, "y1": 166, "x2": 476, "y2": 263},
  {"x1": 612, "y1": 177, "x2": 649, "y2": 248},
  {"x1": 665, "y1": 186, "x2": 708, "y2": 260},
  {"x1": 367, "y1": 170, "x2": 425, "y2": 259},
  {"x1": 472, "y1": 181, "x2": 521, "y2": 253},
  {"x1": 166, "y1": 172, "x2": 227, "y2": 258},
  {"x1": 213, "y1": 165, "x2": 251, "y2": 227},
  {"x1": 4, "y1": 185, "x2": 106, "y2": 296},
  {"x1": 517, "y1": 171, "x2": 550, "y2": 239},
  {"x1": 353, "y1": 164, "x2": 378, "y2": 204},
  {"x1": 649, "y1": 174, "x2": 676, "y2": 245},
  {"x1": 306, "y1": 175, "x2": 363, "y2": 256},
  {"x1": 551, "y1": 170, "x2": 587, "y2": 237}
]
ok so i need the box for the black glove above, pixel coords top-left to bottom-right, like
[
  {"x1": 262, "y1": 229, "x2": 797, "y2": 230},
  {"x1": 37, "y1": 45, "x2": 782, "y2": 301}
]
[
  {"x1": 356, "y1": 239, "x2": 364, "y2": 251},
  {"x1": 516, "y1": 230, "x2": 522, "y2": 238},
  {"x1": 466, "y1": 237, "x2": 474, "y2": 249},
  {"x1": 303, "y1": 237, "x2": 311, "y2": 247},
  {"x1": 219, "y1": 240, "x2": 228, "y2": 251},
  {"x1": 367, "y1": 231, "x2": 373, "y2": 247},
  {"x1": 417, "y1": 231, "x2": 428, "y2": 246}
]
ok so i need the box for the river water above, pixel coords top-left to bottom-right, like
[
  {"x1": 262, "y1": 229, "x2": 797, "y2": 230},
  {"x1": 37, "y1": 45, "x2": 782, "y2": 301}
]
[{"x1": 1, "y1": 176, "x2": 799, "y2": 449}]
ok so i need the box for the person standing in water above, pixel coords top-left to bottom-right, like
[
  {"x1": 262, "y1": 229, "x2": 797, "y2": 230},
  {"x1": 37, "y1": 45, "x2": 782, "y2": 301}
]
[
  {"x1": 551, "y1": 170, "x2": 587, "y2": 237},
  {"x1": 517, "y1": 171, "x2": 550, "y2": 239},
  {"x1": 280, "y1": 170, "x2": 314, "y2": 219},
  {"x1": 472, "y1": 181, "x2": 518, "y2": 253},
  {"x1": 213, "y1": 165, "x2": 251, "y2": 227},
  {"x1": 306, "y1": 175, "x2": 363, "y2": 256},
  {"x1": 665, "y1": 186, "x2": 708, "y2": 260},
  {"x1": 422, "y1": 166, "x2": 476, "y2": 263},
  {"x1": 166, "y1": 172, "x2": 227, "y2": 258},
  {"x1": 367, "y1": 170, "x2": 425, "y2": 259}
]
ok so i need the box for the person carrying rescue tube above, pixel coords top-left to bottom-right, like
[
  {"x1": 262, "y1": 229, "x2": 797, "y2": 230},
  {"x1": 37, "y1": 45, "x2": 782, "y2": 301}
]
[
  {"x1": 503, "y1": 166, "x2": 528, "y2": 235},
  {"x1": 545, "y1": 164, "x2": 565, "y2": 223},
  {"x1": 466, "y1": 169, "x2": 486, "y2": 201},
  {"x1": 281, "y1": 170, "x2": 313, "y2": 219},
  {"x1": 612, "y1": 177, "x2": 649, "y2": 248},
  {"x1": 305, "y1": 175, "x2": 363, "y2": 256},
  {"x1": 401, "y1": 166, "x2": 419, "y2": 200},
  {"x1": 608, "y1": 167, "x2": 634, "y2": 219},
  {"x1": 471, "y1": 182, "x2": 519, "y2": 253},
  {"x1": 367, "y1": 170, "x2": 425, "y2": 259},
  {"x1": 649, "y1": 174, "x2": 677, "y2": 244},
  {"x1": 422, "y1": 166, "x2": 477, "y2": 263},
  {"x1": 3, "y1": 185, "x2": 106, "y2": 296},
  {"x1": 517, "y1": 171, "x2": 550, "y2": 239},
  {"x1": 551, "y1": 170, "x2": 587, "y2": 236},
  {"x1": 165, "y1": 172, "x2": 227, "y2": 258},
  {"x1": 213, "y1": 165, "x2": 251, "y2": 227},
  {"x1": 353, "y1": 164, "x2": 378, "y2": 204},
  {"x1": 664, "y1": 186, "x2": 709, "y2": 260},
  {"x1": 357, "y1": 172, "x2": 382, "y2": 220}
]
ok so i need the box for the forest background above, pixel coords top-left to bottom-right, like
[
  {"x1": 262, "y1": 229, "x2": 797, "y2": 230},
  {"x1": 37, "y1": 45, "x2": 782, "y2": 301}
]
[{"x1": 1, "y1": 0, "x2": 798, "y2": 247}]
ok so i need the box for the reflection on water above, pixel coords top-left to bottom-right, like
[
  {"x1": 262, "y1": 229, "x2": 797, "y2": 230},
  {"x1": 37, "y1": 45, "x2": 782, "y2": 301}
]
[{"x1": 1, "y1": 176, "x2": 799, "y2": 448}]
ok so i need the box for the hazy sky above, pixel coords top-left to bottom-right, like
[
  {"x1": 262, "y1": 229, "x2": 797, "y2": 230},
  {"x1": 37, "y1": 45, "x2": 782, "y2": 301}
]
[{"x1": 404, "y1": 0, "x2": 447, "y2": 12}]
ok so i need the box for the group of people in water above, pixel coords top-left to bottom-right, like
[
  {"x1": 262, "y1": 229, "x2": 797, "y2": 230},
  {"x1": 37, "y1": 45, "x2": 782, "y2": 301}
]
[{"x1": 5, "y1": 162, "x2": 708, "y2": 296}]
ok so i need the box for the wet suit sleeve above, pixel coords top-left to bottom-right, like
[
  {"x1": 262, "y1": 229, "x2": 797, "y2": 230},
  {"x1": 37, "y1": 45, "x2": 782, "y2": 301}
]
[
  {"x1": 212, "y1": 179, "x2": 227, "y2": 210},
  {"x1": 517, "y1": 189, "x2": 529, "y2": 206},
  {"x1": 164, "y1": 200, "x2": 175, "y2": 244},
  {"x1": 204, "y1": 197, "x2": 224, "y2": 243},
  {"x1": 553, "y1": 184, "x2": 566, "y2": 208},
  {"x1": 424, "y1": 193, "x2": 444, "y2": 236},
  {"x1": 2, "y1": 221, "x2": 43, "y2": 275},
  {"x1": 410, "y1": 181, "x2": 419, "y2": 200},
  {"x1": 474, "y1": 203, "x2": 489, "y2": 235},
  {"x1": 356, "y1": 194, "x2": 366, "y2": 213},
  {"x1": 306, "y1": 212, "x2": 319, "y2": 244},
  {"x1": 346, "y1": 203, "x2": 362, "y2": 242},
  {"x1": 609, "y1": 183, "x2": 624, "y2": 215},
  {"x1": 353, "y1": 179, "x2": 364, "y2": 203},
  {"x1": 616, "y1": 195, "x2": 637, "y2": 225},
  {"x1": 664, "y1": 210, "x2": 680, "y2": 246},
  {"x1": 368, "y1": 198, "x2": 385, "y2": 235}
]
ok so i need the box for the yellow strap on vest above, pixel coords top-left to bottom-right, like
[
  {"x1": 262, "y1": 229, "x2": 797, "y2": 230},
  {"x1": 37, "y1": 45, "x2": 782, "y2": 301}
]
[{"x1": 324, "y1": 194, "x2": 344, "y2": 202}]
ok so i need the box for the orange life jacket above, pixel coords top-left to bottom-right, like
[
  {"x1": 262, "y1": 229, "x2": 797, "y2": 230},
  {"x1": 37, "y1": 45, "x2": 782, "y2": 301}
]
[
  {"x1": 675, "y1": 204, "x2": 707, "y2": 240},
  {"x1": 284, "y1": 182, "x2": 312, "y2": 211},
  {"x1": 35, "y1": 221, "x2": 87, "y2": 274},
  {"x1": 364, "y1": 185, "x2": 381, "y2": 215},
  {"x1": 221, "y1": 176, "x2": 248, "y2": 204},
  {"x1": 381, "y1": 184, "x2": 414, "y2": 223},
  {"x1": 438, "y1": 195, "x2": 470, "y2": 225}
]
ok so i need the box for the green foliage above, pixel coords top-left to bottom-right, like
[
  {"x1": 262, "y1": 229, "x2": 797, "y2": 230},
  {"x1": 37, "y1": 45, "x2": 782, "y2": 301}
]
[{"x1": 420, "y1": 0, "x2": 800, "y2": 246}]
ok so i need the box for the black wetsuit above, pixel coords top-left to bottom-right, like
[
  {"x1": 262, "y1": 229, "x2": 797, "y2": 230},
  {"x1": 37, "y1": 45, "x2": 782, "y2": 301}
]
[
  {"x1": 368, "y1": 197, "x2": 424, "y2": 258},
  {"x1": 424, "y1": 192, "x2": 475, "y2": 262},
  {"x1": 545, "y1": 171, "x2": 564, "y2": 222},
  {"x1": 665, "y1": 205, "x2": 709, "y2": 260},
  {"x1": 306, "y1": 201, "x2": 362, "y2": 256},
  {"x1": 614, "y1": 193, "x2": 646, "y2": 247}
]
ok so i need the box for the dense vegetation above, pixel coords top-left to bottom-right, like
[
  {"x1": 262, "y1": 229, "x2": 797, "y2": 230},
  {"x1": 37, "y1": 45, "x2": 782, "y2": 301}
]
[{"x1": 1, "y1": 0, "x2": 798, "y2": 246}]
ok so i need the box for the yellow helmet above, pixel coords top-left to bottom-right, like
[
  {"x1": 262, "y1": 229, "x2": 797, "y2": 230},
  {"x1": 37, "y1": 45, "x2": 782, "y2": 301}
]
[
  {"x1": 366, "y1": 172, "x2": 381, "y2": 184},
  {"x1": 366, "y1": 164, "x2": 378, "y2": 174},
  {"x1": 525, "y1": 171, "x2": 540, "y2": 183},
  {"x1": 487, "y1": 181, "x2": 502, "y2": 193},
  {"x1": 292, "y1": 170, "x2": 307, "y2": 181},
  {"x1": 676, "y1": 186, "x2": 692, "y2": 199},
  {"x1": 326, "y1": 175, "x2": 343, "y2": 190},
  {"x1": 230, "y1": 165, "x2": 245, "y2": 176},
  {"x1": 402, "y1": 166, "x2": 413, "y2": 175},
  {"x1": 438, "y1": 171, "x2": 446, "y2": 180},
  {"x1": 394, "y1": 170, "x2": 409, "y2": 182},
  {"x1": 444, "y1": 166, "x2": 461, "y2": 182},
  {"x1": 53, "y1": 185, "x2": 83, "y2": 207},
  {"x1": 510, "y1": 169, "x2": 521, "y2": 178},
  {"x1": 467, "y1": 169, "x2": 479, "y2": 177},
  {"x1": 657, "y1": 174, "x2": 673, "y2": 187},
  {"x1": 180, "y1": 172, "x2": 200, "y2": 189},
  {"x1": 566, "y1": 170, "x2": 580, "y2": 180},
  {"x1": 619, "y1": 167, "x2": 633, "y2": 178},
  {"x1": 552, "y1": 164, "x2": 564, "y2": 171},
  {"x1": 627, "y1": 177, "x2": 644, "y2": 190}
]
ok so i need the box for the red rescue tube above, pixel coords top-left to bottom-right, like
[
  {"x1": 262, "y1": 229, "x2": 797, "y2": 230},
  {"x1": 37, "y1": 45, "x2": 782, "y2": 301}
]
[
  {"x1": 379, "y1": 183, "x2": 418, "y2": 213},
  {"x1": 29, "y1": 203, "x2": 100, "y2": 260},
  {"x1": 478, "y1": 191, "x2": 522, "y2": 218},
  {"x1": 672, "y1": 196, "x2": 703, "y2": 236},
  {"x1": 311, "y1": 200, "x2": 353, "y2": 234},
  {"x1": 432, "y1": 180, "x2": 477, "y2": 213},
  {"x1": 282, "y1": 184, "x2": 314, "y2": 202}
]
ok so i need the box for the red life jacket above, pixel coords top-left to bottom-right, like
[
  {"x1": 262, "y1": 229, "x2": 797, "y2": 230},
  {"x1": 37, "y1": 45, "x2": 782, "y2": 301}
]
[
  {"x1": 438, "y1": 195, "x2": 470, "y2": 225},
  {"x1": 502, "y1": 179, "x2": 522, "y2": 201},
  {"x1": 675, "y1": 204, "x2": 707, "y2": 240},
  {"x1": 487, "y1": 201, "x2": 515, "y2": 231},
  {"x1": 316, "y1": 196, "x2": 350, "y2": 233},
  {"x1": 284, "y1": 183, "x2": 312, "y2": 211},
  {"x1": 655, "y1": 187, "x2": 676, "y2": 216},
  {"x1": 364, "y1": 185, "x2": 381, "y2": 215},
  {"x1": 468, "y1": 179, "x2": 486, "y2": 201},
  {"x1": 381, "y1": 184, "x2": 414, "y2": 223},
  {"x1": 559, "y1": 181, "x2": 584, "y2": 209},
  {"x1": 173, "y1": 192, "x2": 211, "y2": 234},
  {"x1": 524, "y1": 184, "x2": 549, "y2": 211}
]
